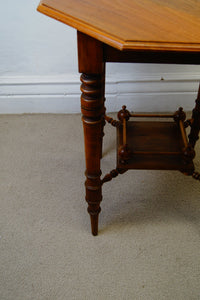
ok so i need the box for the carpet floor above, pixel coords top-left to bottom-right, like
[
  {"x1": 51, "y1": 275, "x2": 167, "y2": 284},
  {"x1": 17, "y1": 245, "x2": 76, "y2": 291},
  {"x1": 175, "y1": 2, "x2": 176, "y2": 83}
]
[{"x1": 0, "y1": 113, "x2": 200, "y2": 300}]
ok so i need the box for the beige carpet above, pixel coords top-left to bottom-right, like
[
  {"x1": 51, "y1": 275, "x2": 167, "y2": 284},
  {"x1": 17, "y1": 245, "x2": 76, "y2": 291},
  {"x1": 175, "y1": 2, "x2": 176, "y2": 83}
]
[{"x1": 0, "y1": 113, "x2": 200, "y2": 300}]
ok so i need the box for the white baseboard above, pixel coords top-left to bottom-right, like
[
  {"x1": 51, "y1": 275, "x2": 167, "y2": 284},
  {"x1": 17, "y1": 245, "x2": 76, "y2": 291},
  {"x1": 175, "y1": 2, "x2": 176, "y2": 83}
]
[{"x1": 0, "y1": 73, "x2": 199, "y2": 113}]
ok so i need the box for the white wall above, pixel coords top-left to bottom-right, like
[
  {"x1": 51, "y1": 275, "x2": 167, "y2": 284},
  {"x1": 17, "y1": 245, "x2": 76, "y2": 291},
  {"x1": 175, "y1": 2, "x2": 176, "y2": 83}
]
[{"x1": 0, "y1": 0, "x2": 200, "y2": 113}]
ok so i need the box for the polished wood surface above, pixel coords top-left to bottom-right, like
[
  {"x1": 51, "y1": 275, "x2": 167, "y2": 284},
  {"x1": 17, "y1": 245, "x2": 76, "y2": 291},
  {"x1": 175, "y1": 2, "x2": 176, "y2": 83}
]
[
  {"x1": 37, "y1": 0, "x2": 200, "y2": 235},
  {"x1": 78, "y1": 33, "x2": 105, "y2": 235},
  {"x1": 117, "y1": 121, "x2": 194, "y2": 172},
  {"x1": 37, "y1": 0, "x2": 200, "y2": 51},
  {"x1": 105, "y1": 46, "x2": 200, "y2": 65},
  {"x1": 116, "y1": 106, "x2": 195, "y2": 173}
]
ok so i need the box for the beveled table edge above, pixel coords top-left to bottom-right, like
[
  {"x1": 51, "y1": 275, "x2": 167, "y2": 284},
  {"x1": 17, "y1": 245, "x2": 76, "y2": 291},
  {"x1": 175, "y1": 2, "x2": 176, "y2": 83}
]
[{"x1": 37, "y1": 2, "x2": 200, "y2": 52}]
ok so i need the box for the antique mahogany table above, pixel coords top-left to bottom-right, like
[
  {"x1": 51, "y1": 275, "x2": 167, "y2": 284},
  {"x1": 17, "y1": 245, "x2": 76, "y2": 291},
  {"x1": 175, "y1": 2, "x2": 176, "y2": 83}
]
[{"x1": 37, "y1": 0, "x2": 200, "y2": 235}]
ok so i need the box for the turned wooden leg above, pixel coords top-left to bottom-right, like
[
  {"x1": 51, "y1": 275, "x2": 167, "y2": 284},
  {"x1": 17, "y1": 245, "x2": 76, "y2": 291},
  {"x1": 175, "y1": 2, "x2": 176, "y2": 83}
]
[
  {"x1": 78, "y1": 31, "x2": 105, "y2": 235},
  {"x1": 81, "y1": 74, "x2": 104, "y2": 235},
  {"x1": 189, "y1": 84, "x2": 200, "y2": 148},
  {"x1": 100, "y1": 87, "x2": 106, "y2": 159}
]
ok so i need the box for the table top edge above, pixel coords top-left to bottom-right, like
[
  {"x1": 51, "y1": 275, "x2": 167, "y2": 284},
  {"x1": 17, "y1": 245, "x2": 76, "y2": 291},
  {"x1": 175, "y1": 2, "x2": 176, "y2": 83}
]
[{"x1": 37, "y1": 2, "x2": 200, "y2": 53}]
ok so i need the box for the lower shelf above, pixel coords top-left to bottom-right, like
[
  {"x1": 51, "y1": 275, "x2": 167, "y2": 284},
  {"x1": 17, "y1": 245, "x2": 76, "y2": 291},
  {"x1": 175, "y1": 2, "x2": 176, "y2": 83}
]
[{"x1": 117, "y1": 120, "x2": 194, "y2": 173}]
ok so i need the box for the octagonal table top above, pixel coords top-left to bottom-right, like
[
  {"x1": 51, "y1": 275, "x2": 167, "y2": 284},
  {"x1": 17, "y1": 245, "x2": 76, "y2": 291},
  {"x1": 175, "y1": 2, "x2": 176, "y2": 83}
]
[{"x1": 37, "y1": 0, "x2": 200, "y2": 52}]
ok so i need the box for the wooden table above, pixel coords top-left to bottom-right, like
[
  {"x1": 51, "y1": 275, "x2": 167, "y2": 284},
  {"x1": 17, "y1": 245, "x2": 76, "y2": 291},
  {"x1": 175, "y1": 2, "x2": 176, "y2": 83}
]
[{"x1": 37, "y1": 0, "x2": 200, "y2": 235}]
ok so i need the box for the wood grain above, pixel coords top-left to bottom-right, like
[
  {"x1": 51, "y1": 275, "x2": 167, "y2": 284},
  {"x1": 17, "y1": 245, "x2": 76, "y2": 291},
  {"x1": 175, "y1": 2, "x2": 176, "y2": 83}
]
[
  {"x1": 37, "y1": 0, "x2": 200, "y2": 235},
  {"x1": 78, "y1": 33, "x2": 105, "y2": 235},
  {"x1": 38, "y1": 0, "x2": 200, "y2": 51},
  {"x1": 117, "y1": 121, "x2": 194, "y2": 173}
]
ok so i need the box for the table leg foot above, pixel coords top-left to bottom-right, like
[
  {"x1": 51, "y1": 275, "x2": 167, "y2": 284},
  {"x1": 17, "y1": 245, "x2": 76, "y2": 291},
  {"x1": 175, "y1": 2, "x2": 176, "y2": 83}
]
[
  {"x1": 85, "y1": 171, "x2": 102, "y2": 236},
  {"x1": 89, "y1": 209, "x2": 101, "y2": 236}
]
